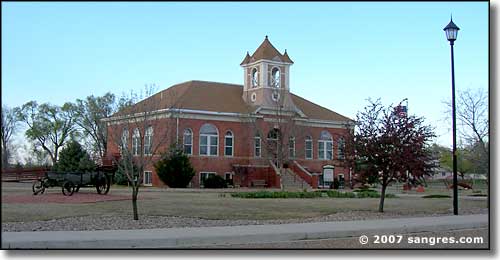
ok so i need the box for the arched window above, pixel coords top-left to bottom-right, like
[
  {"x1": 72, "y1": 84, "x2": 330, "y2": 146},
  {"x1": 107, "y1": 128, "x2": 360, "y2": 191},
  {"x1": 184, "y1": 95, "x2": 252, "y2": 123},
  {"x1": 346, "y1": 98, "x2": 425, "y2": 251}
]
[
  {"x1": 121, "y1": 128, "x2": 129, "y2": 152},
  {"x1": 338, "y1": 138, "x2": 346, "y2": 160},
  {"x1": 288, "y1": 136, "x2": 295, "y2": 158},
  {"x1": 183, "y1": 129, "x2": 193, "y2": 155},
  {"x1": 254, "y1": 133, "x2": 261, "y2": 157},
  {"x1": 318, "y1": 130, "x2": 333, "y2": 160},
  {"x1": 251, "y1": 68, "x2": 258, "y2": 88},
  {"x1": 200, "y1": 123, "x2": 218, "y2": 156},
  {"x1": 305, "y1": 136, "x2": 313, "y2": 159},
  {"x1": 224, "y1": 131, "x2": 234, "y2": 157},
  {"x1": 132, "y1": 128, "x2": 140, "y2": 156},
  {"x1": 271, "y1": 67, "x2": 280, "y2": 88},
  {"x1": 144, "y1": 126, "x2": 153, "y2": 155}
]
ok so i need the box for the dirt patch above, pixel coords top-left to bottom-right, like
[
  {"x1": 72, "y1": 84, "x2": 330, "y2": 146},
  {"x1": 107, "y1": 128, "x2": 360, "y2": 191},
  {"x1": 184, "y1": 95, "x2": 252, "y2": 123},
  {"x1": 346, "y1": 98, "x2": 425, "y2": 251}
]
[{"x1": 2, "y1": 192, "x2": 134, "y2": 204}]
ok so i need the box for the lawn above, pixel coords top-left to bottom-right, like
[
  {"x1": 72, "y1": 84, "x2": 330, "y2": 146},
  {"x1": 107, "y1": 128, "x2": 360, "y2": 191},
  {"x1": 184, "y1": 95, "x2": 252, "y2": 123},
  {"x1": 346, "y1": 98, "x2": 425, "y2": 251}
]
[{"x1": 1, "y1": 182, "x2": 488, "y2": 223}]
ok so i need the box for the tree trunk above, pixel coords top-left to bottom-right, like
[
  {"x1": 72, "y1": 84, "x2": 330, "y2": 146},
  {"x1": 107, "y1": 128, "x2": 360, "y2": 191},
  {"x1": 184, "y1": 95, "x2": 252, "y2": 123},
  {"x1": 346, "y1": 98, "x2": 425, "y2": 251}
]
[
  {"x1": 378, "y1": 184, "x2": 387, "y2": 213},
  {"x1": 132, "y1": 186, "x2": 139, "y2": 220}
]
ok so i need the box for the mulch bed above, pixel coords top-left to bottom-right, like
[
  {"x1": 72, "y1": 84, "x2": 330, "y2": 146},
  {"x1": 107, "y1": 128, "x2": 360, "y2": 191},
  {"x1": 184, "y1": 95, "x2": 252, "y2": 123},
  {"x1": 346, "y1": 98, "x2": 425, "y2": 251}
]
[{"x1": 2, "y1": 192, "x2": 135, "y2": 204}]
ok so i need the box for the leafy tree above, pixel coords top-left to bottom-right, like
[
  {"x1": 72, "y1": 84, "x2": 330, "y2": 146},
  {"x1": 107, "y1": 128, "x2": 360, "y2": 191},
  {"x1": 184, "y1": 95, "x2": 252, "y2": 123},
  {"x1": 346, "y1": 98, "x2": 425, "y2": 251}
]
[
  {"x1": 69, "y1": 93, "x2": 116, "y2": 161},
  {"x1": 1, "y1": 105, "x2": 19, "y2": 168},
  {"x1": 52, "y1": 140, "x2": 96, "y2": 172},
  {"x1": 349, "y1": 99, "x2": 435, "y2": 212},
  {"x1": 154, "y1": 146, "x2": 195, "y2": 188},
  {"x1": 16, "y1": 101, "x2": 76, "y2": 166}
]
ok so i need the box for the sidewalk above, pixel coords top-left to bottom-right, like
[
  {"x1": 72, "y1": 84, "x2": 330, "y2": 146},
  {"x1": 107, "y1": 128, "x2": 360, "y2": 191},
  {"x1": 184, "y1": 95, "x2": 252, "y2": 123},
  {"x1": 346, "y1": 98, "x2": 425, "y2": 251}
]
[{"x1": 2, "y1": 214, "x2": 488, "y2": 249}]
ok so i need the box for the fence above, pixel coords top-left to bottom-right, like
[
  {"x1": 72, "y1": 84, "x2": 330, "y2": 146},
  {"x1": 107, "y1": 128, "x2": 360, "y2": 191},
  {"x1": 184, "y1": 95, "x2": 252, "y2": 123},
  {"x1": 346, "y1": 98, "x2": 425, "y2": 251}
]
[{"x1": 1, "y1": 167, "x2": 50, "y2": 182}]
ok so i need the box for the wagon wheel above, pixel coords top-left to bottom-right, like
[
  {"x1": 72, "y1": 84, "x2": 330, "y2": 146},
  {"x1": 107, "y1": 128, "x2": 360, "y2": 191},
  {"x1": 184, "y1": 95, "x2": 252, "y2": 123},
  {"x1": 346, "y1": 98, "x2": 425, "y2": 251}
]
[
  {"x1": 62, "y1": 181, "x2": 76, "y2": 196},
  {"x1": 32, "y1": 179, "x2": 46, "y2": 195},
  {"x1": 96, "y1": 175, "x2": 111, "y2": 195}
]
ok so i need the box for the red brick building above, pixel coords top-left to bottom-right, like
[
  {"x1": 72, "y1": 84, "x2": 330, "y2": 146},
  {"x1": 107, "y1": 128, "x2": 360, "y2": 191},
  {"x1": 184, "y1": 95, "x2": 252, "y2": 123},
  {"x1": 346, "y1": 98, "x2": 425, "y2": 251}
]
[{"x1": 105, "y1": 37, "x2": 354, "y2": 189}]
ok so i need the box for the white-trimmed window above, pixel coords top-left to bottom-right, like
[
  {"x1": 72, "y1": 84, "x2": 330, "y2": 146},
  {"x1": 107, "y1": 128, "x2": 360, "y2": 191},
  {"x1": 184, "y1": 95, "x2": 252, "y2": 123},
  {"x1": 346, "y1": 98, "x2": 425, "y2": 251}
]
[
  {"x1": 143, "y1": 171, "x2": 152, "y2": 186},
  {"x1": 132, "y1": 128, "x2": 140, "y2": 156},
  {"x1": 271, "y1": 67, "x2": 280, "y2": 88},
  {"x1": 199, "y1": 123, "x2": 218, "y2": 156},
  {"x1": 251, "y1": 68, "x2": 258, "y2": 88},
  {"x1": 121, "y1": 128, "x2": 129, "y2": 152},
  {"x1": 224, "y1": 131, "x2": 234, "y2": 157},
  {"x1": 338, "y1": 138, "x2": 346, "y2": 160},
  {"x1": 183, "y1": 129, "x2": 193, "y2": 155},
  {"x1": 200, "y1": 172, "x2": 216, "y2": 188},
  {"x1": 254, "y1": 135, "x2": 261, "y2": 157},
  {"x1": 318, "y1": 130, "x2": 333, "y2": 160},
  {"x1": 305, "y1": 136, "x2": 313, "y2": 159},
  {"x1": 144, "y1": 126, "x2": 153, "y2": 156},
  {"x1": 288, "y1": 136, "x2": 295, "y2": 158}
]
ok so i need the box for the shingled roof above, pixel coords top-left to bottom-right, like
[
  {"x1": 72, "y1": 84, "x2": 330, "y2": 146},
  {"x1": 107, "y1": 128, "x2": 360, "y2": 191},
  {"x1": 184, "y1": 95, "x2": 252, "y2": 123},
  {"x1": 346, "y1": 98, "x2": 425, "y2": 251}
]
[
  {"x1": 113, "y1": 80, "x2": 352, "y2": 122},
  {"x1": 240, "y1": 36, "x2": 294, "y2": 65}
]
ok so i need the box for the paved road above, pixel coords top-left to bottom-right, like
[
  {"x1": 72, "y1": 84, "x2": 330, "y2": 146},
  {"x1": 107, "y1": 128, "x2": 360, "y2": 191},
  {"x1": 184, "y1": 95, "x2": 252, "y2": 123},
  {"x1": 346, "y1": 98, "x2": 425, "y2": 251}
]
[
  {"x1": 2, "y1": 214, "x2": 488, "y2": 249},
  {"x1": 203, "y1": 228, "x2": 488, "y2": 249}
]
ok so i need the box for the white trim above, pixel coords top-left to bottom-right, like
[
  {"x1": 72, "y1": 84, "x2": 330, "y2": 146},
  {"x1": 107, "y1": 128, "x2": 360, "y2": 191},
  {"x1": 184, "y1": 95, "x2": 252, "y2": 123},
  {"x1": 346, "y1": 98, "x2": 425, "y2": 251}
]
[{"x1": 241, "y1": 59, "x2": 293, "y2": 67}]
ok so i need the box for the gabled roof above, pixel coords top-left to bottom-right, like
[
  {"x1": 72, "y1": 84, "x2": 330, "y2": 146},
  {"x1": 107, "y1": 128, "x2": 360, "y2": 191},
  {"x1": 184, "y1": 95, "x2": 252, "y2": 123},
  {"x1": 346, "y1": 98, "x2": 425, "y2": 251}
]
[
  {"x1": 240, "y1": 36, "x2": 294, "y2": 65},
  {"x1": 112, "y1": 81, "x2": 352, "y2": 123}
]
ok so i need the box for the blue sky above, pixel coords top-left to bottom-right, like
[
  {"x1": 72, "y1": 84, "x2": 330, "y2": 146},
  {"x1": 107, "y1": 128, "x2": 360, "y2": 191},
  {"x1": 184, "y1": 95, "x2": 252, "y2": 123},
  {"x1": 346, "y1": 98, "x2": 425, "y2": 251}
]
[{"x1": 2, "y1": 2, "x2": 489, "y2": 147}]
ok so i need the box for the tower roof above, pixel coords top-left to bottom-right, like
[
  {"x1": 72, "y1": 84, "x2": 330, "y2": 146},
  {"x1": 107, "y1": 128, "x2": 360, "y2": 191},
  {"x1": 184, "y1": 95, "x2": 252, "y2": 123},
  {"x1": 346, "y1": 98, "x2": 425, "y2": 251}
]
[{"x1": 240, "y1": 36, "x2": 294, "y2": 65}]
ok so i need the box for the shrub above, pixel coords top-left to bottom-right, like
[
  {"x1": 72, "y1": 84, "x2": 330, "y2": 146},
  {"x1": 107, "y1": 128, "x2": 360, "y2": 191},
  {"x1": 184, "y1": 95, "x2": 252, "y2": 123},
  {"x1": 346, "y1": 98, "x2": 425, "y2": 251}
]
[
  {"x1": 326, "y1": 190, "x2": 356, "y2": 198},
  {"x1": 230, "y1": 190, "x2": 396, "y2": 199},
  {"x1": 154, "y1": 147, "x2": 195, "y2": 188},
  {"x1": 203, "y1": 175, "x2": 227, "y2": 189},
  {"x1": 52, "y1": 140, "x2": 96, "y2": 173}
]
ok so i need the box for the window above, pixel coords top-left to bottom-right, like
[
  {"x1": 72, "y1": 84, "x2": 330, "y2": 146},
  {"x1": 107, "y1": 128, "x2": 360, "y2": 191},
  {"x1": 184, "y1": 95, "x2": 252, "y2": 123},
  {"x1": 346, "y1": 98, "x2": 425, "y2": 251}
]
[
  {"x1": 143, "y1": 171, "x2": 152, "y2": 186},
  {"x1": 199, "y1": 123, "x2": 218, "y2": 156},
  {"x1": 224, "y1": 131, "x2": 234, "y2": 157},
  {"x1": 251, "y1": 92, "x2": 257, "y2": 102},
  {"x1": 288, "y1": 136, "x2": 295, "y2": 158},
  {"x1": 254, "y1": 135, "x2": 261, "y2": 157},
  {"x1": 318, "y1": 131, "x2": 333, "y2": 160},
  {"x1": 183, "y1": 129, "x2": 193, "y2": 155},
  {"x1": 121, "y1": 128, "x2": 129, "y2": 152},
  {"x1": 305, "y1": 136, "x2": 313, "y2": 159},
  {"x1": 225, "y1": 172, "x2": 234, "y2": 186},
  {"x1": 251, "y1": 68, "x2": 258, "y2": 88},
  {"x1": 271, "y1": 67, "x2": 280, "y2": 88},
  {"x1": 338, "y1": 138, "x2": 345, "y2": 160},
  {"x1": 144, "y1": 126, "x2": 153, "y2": 155},
  {"x1": 200, "y1": 172, "x2": 216, "y2": 188},
  {"x1": 132, "y1": 128, "x2": 140, "y2": 156}
]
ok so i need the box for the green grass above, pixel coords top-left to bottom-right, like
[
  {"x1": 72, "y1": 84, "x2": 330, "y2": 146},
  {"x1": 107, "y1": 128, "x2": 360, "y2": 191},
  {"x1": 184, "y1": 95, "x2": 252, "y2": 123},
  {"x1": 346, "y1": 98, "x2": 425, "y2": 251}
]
[
  {"x1": 422, "y1": 194, "x2": 452, "y2": 199},
  {"x1": 230, "y1": 190, "x2": 397, "y2": 199}
]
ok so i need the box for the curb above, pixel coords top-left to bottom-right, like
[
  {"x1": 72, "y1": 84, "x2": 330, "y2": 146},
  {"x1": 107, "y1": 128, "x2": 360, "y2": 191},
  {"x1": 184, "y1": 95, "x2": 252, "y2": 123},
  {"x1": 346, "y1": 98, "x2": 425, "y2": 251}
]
[{"x1": 2, "y1": 214, "x2": 488, "y2": 249}]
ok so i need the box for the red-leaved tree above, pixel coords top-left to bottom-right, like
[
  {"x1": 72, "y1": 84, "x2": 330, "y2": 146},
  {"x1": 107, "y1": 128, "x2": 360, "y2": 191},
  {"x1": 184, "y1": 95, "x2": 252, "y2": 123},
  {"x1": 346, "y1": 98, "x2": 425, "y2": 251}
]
[{"x1": 349, "y1": 99, "x2": 435, "y2": 212}]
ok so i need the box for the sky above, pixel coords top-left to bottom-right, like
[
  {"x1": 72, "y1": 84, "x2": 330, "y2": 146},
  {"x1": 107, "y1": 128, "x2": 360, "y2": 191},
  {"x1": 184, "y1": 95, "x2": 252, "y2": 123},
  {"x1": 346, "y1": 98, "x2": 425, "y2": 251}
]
[{"x1": 2, "y1": 2, "x2": 489, "y2": 149}]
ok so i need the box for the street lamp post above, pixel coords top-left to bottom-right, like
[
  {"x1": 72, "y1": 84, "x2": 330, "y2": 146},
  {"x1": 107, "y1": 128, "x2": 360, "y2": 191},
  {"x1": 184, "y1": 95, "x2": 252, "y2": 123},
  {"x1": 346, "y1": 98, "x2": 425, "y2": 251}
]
[{"x1": 443, "y1": 17, "x2": 460, "y2": 215}]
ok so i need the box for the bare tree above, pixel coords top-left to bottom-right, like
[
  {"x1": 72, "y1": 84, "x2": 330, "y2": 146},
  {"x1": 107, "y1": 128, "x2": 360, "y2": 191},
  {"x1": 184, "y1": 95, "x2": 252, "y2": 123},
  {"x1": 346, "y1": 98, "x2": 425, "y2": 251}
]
[
  {"x1": 444, "y1": 88, "x2": 489, "y2": 179},
  {"x1": 1, "y1": 105, "x2": 19, "y2": 168},
  {"x1": 104, "y1": 85, "x2": 177, "y2": 220}
]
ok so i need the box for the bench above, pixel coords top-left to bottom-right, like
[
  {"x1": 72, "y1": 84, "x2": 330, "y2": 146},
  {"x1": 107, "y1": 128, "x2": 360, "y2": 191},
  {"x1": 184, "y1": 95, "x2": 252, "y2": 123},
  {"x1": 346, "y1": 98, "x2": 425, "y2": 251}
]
[{"x1": 251, "y1": 179, "x2": 266, "y2": 188}]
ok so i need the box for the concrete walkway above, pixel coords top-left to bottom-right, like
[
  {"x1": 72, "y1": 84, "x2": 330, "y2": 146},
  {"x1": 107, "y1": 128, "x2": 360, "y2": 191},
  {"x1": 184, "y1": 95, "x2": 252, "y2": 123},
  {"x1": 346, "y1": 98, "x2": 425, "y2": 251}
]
[{"x1": 2, "y1": 214, "x2": 488, "y2": 249}]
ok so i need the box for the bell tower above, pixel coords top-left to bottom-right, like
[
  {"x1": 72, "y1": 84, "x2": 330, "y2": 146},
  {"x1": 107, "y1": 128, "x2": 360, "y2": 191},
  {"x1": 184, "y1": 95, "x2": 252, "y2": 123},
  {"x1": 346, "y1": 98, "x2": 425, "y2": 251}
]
[{"x1": 240, "y1": 36, "x2": 296, "y2": 112}]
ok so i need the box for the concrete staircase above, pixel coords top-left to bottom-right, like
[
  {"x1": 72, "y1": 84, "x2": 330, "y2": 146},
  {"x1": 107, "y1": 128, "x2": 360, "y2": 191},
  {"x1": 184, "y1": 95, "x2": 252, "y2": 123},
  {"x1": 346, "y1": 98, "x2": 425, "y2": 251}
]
[{"x1": 280, "y1": 169, "x2": 312, "y2": 190}]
